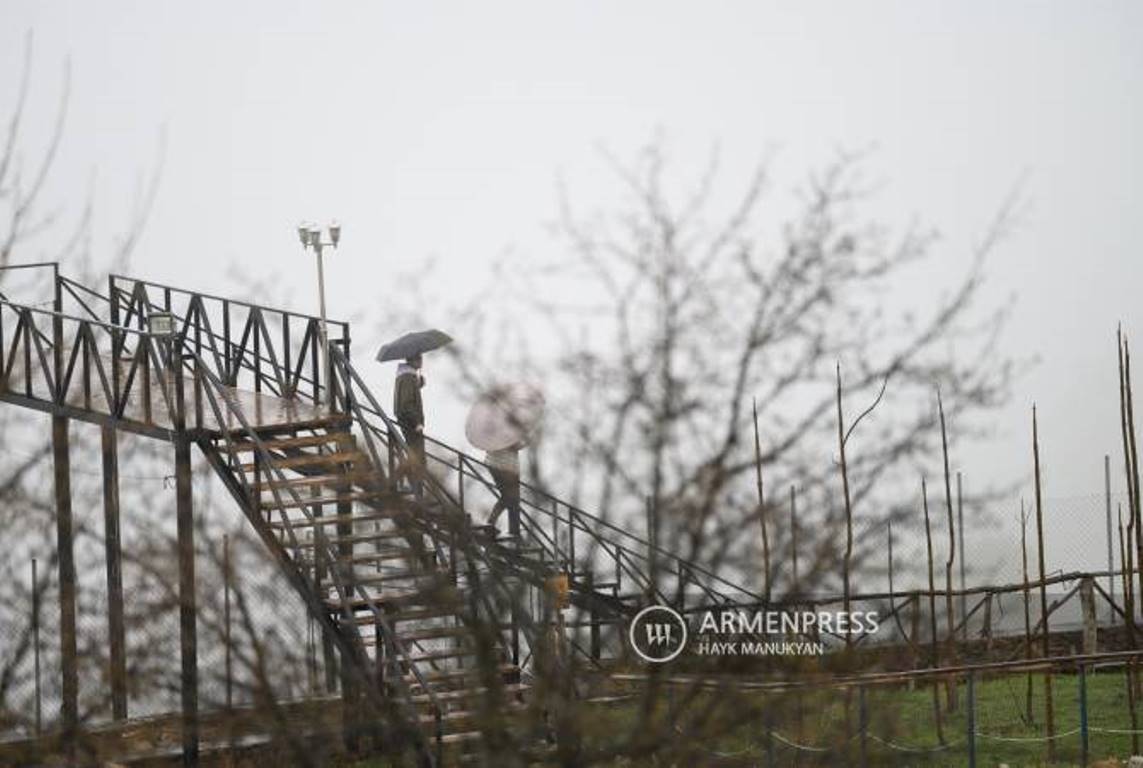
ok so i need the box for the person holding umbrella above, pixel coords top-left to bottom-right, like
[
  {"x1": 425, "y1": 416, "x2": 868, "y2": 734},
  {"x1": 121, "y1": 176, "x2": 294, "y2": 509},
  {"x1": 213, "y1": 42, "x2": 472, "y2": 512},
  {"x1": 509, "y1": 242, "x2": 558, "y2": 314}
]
[
  {"x1": 376, "y1": 329, "x2": 453, "y2": 495},
  {"x1": 393, "y1": 353, "x2": 426, "y2": 494},
  {"x1": 466, "y1": 383, "x2": 545, "y2": 536}
]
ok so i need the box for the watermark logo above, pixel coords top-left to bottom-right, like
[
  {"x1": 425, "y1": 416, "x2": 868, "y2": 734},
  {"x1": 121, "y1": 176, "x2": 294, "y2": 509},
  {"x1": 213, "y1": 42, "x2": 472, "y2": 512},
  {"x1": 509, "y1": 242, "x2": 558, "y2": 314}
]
[{"x1": 628, "y1": 604, "x2": 688, "y2": 663}]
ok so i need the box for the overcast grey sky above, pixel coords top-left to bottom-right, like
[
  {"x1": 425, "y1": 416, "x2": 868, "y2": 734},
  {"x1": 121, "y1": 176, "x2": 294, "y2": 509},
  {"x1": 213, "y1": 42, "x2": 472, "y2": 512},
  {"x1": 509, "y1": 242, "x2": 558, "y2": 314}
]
[{"x1": 2, "y1": 1, "x2": 1141, "y2": 555}]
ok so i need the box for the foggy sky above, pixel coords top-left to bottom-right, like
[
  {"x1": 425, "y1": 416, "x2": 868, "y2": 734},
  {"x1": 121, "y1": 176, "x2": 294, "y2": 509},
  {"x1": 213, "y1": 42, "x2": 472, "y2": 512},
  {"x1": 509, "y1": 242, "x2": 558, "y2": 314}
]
[{"x1": 2, "y1": 1, "x2": 1141, "y2": 576}]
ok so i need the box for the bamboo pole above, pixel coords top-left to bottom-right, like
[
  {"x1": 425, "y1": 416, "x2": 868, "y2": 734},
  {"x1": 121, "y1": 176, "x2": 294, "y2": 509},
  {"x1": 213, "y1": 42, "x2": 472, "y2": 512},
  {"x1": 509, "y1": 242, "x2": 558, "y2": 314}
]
[
  {"x1": 922, "y1": 478, "x2": 945, "y2": 744},
  {"x1": 1119, "y1": 328, "x2": 1139, "y2": 627},
  {"x1": 1121, "y1": 508, "x2": 1139, "y2": 753},
  {"x1": 1032, "y1": 405, "x2": 1055, "y2": 759}
]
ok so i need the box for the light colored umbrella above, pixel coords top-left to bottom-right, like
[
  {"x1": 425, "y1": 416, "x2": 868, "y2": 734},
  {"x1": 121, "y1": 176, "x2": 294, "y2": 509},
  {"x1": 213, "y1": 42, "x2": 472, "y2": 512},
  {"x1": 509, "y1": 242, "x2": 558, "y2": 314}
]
[
  {"x1": 465, "y1": 382, "x2": 545, "y2": 452},
  {"x1": 375, "y1": 329, "x2": 453, "y2": 362}
]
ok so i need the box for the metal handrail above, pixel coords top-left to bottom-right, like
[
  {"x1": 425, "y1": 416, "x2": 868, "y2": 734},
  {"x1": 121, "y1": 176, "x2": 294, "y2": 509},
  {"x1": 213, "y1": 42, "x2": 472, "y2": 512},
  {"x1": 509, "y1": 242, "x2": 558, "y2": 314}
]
[
  {"x1": 110, "y1": 273, "x2": 350, "y2": 333},
  {"x1": 105, "y1": 284, "x2": 344, "y2": 404},
  {"x1": 330, "y1": 347, "x2": 547, "y2": 671}
]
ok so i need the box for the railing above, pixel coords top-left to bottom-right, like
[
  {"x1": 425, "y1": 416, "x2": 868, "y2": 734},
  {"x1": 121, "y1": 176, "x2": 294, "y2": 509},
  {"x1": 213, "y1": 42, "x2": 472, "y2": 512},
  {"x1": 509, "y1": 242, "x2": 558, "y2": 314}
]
[
  {"x1": 109, "y1": 274, "x2": 350, "y2": 408},
  {"x1": 321, "y1": 359, "x2": 762, "y2": 613},
  {"x1": 0, "y1": 297, "x2": 191, "y2": 431},
  {"x1": 329, "y1": 345, "x2": 547, "y2": 675}
]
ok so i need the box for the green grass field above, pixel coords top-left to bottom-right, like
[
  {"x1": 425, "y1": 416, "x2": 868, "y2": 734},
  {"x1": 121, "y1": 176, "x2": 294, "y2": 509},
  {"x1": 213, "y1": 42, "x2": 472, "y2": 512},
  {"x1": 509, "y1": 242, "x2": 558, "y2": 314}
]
[
  {"x1": 350, "y1": 670, "x2": 1143, "y2": 766},
  {"x1": 643, "y1": 670, "x2": 1142, "y2": 766}
]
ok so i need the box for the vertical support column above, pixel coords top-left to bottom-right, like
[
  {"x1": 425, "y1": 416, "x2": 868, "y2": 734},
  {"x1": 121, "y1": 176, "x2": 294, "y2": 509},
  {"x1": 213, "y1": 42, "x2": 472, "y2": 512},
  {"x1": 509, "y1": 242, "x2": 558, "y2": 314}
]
[
  {"x1": 102, "y1": 426, "x2": 128, "y2": 721},
  {"x1": 31, "y1": 558, "x2": 42, "y2": 736},
  {"x1": 53, "y1": 416, "x2": 78, "y2": 758},
  {"x1": 175, "y1": 436, "x2": 199, "y2": 766},
  {"x1": 224, "y1": 534, "x2": 233, "y2": 711}
]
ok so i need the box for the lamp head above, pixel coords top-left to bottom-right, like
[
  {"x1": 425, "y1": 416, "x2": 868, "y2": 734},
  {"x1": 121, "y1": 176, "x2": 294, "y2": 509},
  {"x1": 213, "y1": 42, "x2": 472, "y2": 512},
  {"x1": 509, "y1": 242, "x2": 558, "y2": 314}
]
[
  {"x1": 297, "y1": 222, "x2": 311, "y2": 248},
  {"x1": 328, "y1": 220, "x2": 341, "y2": 247}
]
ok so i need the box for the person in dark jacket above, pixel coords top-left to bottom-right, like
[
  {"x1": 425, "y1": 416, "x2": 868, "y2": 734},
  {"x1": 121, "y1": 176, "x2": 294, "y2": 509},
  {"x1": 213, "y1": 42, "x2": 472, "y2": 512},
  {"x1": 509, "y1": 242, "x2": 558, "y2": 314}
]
[{"x1": 394, "y1": 353, "x2": 425, "y2": 494}]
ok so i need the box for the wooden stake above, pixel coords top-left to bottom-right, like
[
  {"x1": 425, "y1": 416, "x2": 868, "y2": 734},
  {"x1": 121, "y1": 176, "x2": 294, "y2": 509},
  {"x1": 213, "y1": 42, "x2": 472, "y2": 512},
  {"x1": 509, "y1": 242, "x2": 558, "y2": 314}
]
[
  {"x1": 938, "y1": 391, "x2": 958, "y2": 710},
  {"x1": 1032, "y1": 405, "x2": 1055, "y2": 758},
  {"x1": 1122, "y1": 508, "x2": 1139, "y2": 753},
  {"x1": 1124, "y1": 338, "x2": 1143, "y2": 627},
  {"x1": 1020, "y1": 499, "x2": 1034, "y2": 725},
  {"x1": 1119, "y1": 327, "x2": 1139, "y2": 627}
]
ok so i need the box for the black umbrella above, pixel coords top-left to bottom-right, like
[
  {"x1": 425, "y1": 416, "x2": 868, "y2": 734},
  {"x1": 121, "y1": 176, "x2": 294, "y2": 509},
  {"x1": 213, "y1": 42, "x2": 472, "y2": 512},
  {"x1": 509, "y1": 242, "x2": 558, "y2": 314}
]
[{"x1": 375, "y1": 329, "x2": 453, "y2": 362}]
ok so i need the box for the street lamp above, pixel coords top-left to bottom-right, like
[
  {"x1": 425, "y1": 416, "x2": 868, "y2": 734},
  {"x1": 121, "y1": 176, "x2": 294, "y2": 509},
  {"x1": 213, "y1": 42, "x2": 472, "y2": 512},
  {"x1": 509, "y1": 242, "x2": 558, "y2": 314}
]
[{"x1": 297, "y1": 220, "x2": 340, "y2": 407}]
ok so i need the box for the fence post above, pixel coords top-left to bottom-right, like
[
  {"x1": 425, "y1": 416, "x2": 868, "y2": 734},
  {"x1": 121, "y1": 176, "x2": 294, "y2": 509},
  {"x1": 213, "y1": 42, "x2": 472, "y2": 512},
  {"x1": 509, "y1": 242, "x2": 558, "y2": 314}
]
[
  {"x1": 1080, "y1": 576, "x2": 1098, "y2": 654},
  {"x1": 966, "y1": 671, "x2": 976, "y2": 768},
  {"x1": 31, "y1": 557, "x2": 41, "y2": 736},
  {"x1": 1079, "y1": 663, "x2": 1089, "y2": 766}
]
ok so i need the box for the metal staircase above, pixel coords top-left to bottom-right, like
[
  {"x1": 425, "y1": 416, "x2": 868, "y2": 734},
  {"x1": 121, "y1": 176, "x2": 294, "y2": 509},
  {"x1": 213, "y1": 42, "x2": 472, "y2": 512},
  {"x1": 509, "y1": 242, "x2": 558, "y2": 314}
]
[{"x1": 0, "y1": 265, "x2": 759, "y2": 765}]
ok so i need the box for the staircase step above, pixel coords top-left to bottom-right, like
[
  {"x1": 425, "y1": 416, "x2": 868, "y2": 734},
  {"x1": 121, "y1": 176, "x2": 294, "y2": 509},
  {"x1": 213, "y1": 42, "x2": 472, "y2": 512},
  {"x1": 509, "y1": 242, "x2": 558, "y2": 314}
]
[
  {"x1": 406, "y1": 664, "x2": 518, "y2": 689},
  {"x1": 228, "y1": 432, "x2": 356, "y2": 453},
  {"x1": 349, "y1": 606, "x2": 457, "y2": 626},
  {"x1": 254, "y1": 472, "x2": 370, "y2": 492},
  {"x1": 410, "y1": 682, "x2": 528, "y2": 705},
  {"x1": 292, "y1": 529, "x2": 410, "y2": 549},
  {"x1": 268, "y1": 509, "x2": 397, "y2": 531},
  {"x1": 239, "y1": 450, "x2": 366, "y2": 472},
  {"x1": 260, "y1": 490, "x2": 387, "y2": 510},
  {"x1": 400, "y1": 647, "x2": 478, "y2": 664},
  {"x1": 396, "y1": 625, "x2": 472, "y2": 643},
  {"x1": 336, "y1": 548, "x2": 414, "y2": 565},
  {"x1": 351, "y1": 569, "x2": 448, "y2": 587},
  {"x1": 325, "y1": 584, "x2": 464, "y2": 611}
]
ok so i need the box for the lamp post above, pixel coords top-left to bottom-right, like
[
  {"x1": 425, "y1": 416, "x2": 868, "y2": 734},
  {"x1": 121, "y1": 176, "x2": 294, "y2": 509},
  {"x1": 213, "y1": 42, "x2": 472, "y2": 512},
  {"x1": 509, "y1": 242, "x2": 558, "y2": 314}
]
[{"x1": 297, "y1": 220, "x2": 340, "y2": 407}]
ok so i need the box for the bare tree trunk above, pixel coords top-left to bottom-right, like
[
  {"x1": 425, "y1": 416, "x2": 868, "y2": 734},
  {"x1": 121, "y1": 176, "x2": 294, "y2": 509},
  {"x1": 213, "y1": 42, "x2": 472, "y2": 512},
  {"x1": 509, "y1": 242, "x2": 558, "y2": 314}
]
[
  {"x1": 789, "y1": 484, "x2": 799, "y2": 598},
  {"x1": 752, "y1": 398, "x2": 770, "y2": 603},
  {"x1": 836, "y1": 365, "x2": 854, "y2": 650}
]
